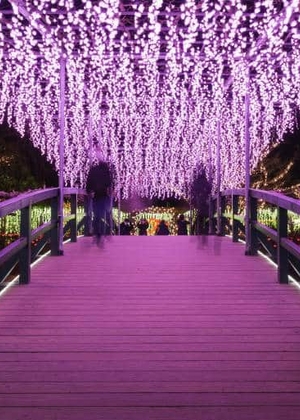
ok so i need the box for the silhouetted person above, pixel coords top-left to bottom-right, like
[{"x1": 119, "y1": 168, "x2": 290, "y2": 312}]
[
  {"x1": 120, "y1": 218, "x2": 134, "y2": 235},
  {"x1": 191, "y1": 166, "x2": 212, "y2": 235},
  {"x1": 177, "y1": 214, "x2": 190, "y2": 235},
  {"x1": 156, "y1": 220, "x2": 170, "y2": 235},
  {"x1": 137, "y1": 218, "x2": 149, "y2": 235},
  {"x1": 86, "y1": 148, "x2": 114, "y2": 246}
]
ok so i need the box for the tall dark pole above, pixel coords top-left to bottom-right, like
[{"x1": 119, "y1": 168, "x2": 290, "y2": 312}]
[
  {"x1": 58, "y1": 55, "x2": 66, "y2": 255},
  {"x1": 244, "y1": 70, "x2": 251, "y2": 254},
  {"x1": 208, "y1": 120, "x2": 214, "y2": 235},
  {"x1": 216, "y1": 118, "x2": 221, "y2": 235}
]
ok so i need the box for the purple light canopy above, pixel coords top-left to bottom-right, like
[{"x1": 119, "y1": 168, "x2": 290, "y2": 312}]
[{"x1": 0, "y1": 0, "x2": 299, "y2": 198}]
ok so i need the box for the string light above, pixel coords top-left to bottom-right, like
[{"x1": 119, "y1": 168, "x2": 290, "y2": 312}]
[{"x1": 0, "y1": 0, "x2": 299, "y2": 199}]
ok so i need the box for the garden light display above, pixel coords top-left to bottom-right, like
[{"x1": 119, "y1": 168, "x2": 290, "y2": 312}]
[{"x1": 0, "y1": 0, "x2": 299, "y2": 199}]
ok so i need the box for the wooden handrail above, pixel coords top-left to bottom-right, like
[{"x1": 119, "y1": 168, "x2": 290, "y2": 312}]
[
  {"x1": 250, "y1": 189, "x2": 300, "y2": 213},
  {"x1": 210, "y1": 188, "x2": 300, "y2": 284},
  {"x1": 0, "y1": 188, "x2": 58, "y2": 218},
  {"x1": 0, "y1": 188, "x2": 88, "y2": 285}
]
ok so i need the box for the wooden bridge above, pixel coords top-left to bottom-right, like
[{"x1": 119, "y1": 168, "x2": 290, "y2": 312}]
[{"x1": 1, "y1": 235, "x2": 300, "y2": 420}]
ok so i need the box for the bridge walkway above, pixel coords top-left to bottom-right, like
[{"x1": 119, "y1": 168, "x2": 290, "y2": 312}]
[{"x1": 0, "y1": 236, "x2": 300, "y2": 420}]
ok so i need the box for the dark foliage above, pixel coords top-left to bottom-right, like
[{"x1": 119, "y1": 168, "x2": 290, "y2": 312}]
[{"x1": 0, "y1": 123, "x2": 58, "y2": 193}]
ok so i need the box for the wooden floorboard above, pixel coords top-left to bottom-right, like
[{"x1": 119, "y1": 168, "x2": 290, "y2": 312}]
[{"x1": 0, "y1": 236, "x2": 300, "y2": 420}]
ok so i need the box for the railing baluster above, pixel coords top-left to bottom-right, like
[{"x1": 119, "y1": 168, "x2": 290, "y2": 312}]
[
  {"x1": 219, "y1": 195, "x2": 226, "y2": 236},
  {"x1": 19, "y1": 205, "x2": 31, "y2": 284},
  {"x1": 216, "y1": 192, "x2": 221, "y2": 235},
  {"x1": 232, "y1": 194, "x2": 239, "y2": 242},
  {"x1": 277, "y1": 206, "x2": 288, "y2": 284},
  {"x1": 208, "y1": 196, "x2": 214, "y2": 235},
  {"x1": 70, "y1": 193, "x2": 77, "y2": 242},
  {"x1": 50, "y1": 194, "x2": 60, "y2": 256},
  {"x1": 246, "y1": 195, "x2": 258, "y2": 256},
  {"x1": 84, "y1": 195, "x2": 92, "y2": 236}
]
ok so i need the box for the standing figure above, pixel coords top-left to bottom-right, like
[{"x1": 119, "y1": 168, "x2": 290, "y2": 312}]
[
  {"x1": 156, "y1": 220, "x2": 170, "y2": 235},
  {"x1": 176, "y1": 214, "x2": 190, "y2": 235},
  {"x1": 120, "y1": 218, "x2": 134, "y2": 235},
  {"x1": 137, "y1": 218, "x2": 149, "y2": 235},
  {"x1": 86, "y1": 149, "x2": 114, "y2": 246},
  {"x1": 191, "y1": 166, "x2": 212, "y2": 235}
]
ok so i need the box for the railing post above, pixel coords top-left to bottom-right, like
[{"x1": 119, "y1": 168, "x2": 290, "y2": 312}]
[
  {"x1": 50, "y1": 194, "x2": 60, "y2": 256},
  {"x1": 232, "y1": 194, "x2": 239, "y2": 242},
  {"x1": 245, "y1": 193, "x2": 258, "y2": 256},
  {"x1": 216, "y1": 193, "x2": 221, "y2": 235},
  {"x1": 249, "y1": 195, "x2": 258, "y2": 255},
  {"x1": 19, "y1": 205, "x2": 31, "y2": 284},
  {"x1": 58, "y1": 55, "x2": 66, "y2": 256},
  {"x1": 70, "y1": 193, "x2": 77, "y2": 242},
  {"x1": 208, "y1": 195, "x2": 214, "y2": 235},
  {"x1": 277, "y1": 206, "x2": 288, "y2": 284},
  {"x1": 84, "y1": 194, "x2": 92, "y2": 236},
  {"x1": 216, "y1": 118, "x2": 222, "y2": 235},
  {"x1": 218, "y1": 194, "x2": 225, "y2": 236}
]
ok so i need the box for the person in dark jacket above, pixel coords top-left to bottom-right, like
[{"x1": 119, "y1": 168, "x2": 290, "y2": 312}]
[
  {"x1": 156, "y1": 220, "x2": 170, "y2": 235},
  {"x1": 137, "y1": 218, "x2": 149, "y2": 235},
  {"x1": 86, "y1": 149, "x2": 114, "y2": 245},
  {"x1": 120, "y1": 218, "x2": 134, "y2": 235},
  {"x1": 176, "y1": 214, "x2": 190, "y2": 235},
  {"x1": 191, "y1": 166, "x2": 212, "y2": 235}
]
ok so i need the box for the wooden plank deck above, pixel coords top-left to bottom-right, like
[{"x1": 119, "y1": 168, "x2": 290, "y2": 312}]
[{"x1": 0, "y1": 235, "x2": 300, "y2": 420}]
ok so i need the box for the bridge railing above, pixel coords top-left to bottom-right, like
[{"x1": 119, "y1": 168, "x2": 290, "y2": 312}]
[
  {"x1": 2, "y1": 187, "x2": 299, "y2": 287},
  {"x1": 0, "y1": 187, "x2": 87, "y2": 285},
  {"x1": 211, "y1": 188, "x2": 300, "y2": 284}
]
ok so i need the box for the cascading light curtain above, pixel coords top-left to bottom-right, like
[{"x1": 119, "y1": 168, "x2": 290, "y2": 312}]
[{"x1": 0, "y1": 0, "x2": 299, "y2": 199}]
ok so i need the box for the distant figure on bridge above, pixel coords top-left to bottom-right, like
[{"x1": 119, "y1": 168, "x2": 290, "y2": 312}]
[
  {"x1": 156, "y1": 220, "x2": 170, "y2": 235},
  {"x1": 176, "y1": 214, "x2": 190, "y2": 235},
  {"x1": 86, "y1": 148, "x2": 114, "y2": 246},
  {"x1": 137, "y1": 218, "x2": 149, "y2": 235},
  {"x1": 191, "y1": 166, "x2": 212, "y2": 235},
  {"x1": 120, "y1": 218, "x2": 134, "y2": 235}
]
